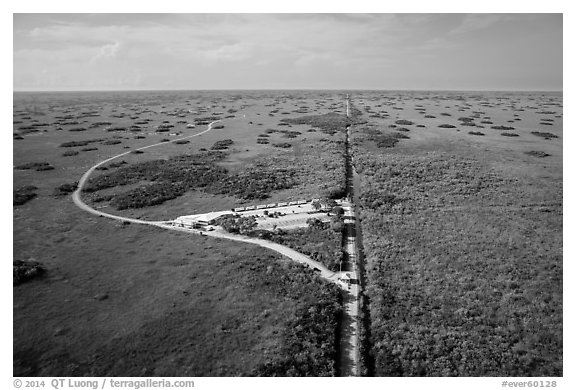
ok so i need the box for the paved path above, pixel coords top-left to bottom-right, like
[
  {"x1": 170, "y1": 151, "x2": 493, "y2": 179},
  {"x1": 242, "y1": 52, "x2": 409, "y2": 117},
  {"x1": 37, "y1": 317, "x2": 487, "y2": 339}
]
[
  {"x1": 204, "y1": 230, "x2": 340, "y2": 281},
  {"x1": 338, "y1": 96, "x2": 361, "y2": 377}
]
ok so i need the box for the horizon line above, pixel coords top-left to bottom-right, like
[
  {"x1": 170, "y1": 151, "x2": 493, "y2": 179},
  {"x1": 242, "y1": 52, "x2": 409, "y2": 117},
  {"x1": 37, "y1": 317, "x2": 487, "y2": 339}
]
[{"x1": 13, "y1": 88, "x2": 563, "y2": 93}]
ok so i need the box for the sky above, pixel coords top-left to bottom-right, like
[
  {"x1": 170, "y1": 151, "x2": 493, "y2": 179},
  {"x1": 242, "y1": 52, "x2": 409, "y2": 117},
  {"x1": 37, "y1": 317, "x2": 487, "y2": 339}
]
[{"x1": 13, "y1": 13, "x2": 563, "y2": 91}]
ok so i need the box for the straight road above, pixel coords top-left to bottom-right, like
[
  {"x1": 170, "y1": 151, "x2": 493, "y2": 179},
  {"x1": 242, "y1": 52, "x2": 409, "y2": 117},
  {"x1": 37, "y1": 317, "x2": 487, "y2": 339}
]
[{"x1": 338, "y1": 95, "x2": 361, "y2": 376}]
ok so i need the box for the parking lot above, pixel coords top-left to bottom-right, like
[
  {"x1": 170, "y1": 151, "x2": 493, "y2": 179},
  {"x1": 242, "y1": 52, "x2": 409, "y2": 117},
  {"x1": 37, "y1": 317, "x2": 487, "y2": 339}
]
[{"x1": 235, "y1": 203, "x2": 329, "y2": 230}]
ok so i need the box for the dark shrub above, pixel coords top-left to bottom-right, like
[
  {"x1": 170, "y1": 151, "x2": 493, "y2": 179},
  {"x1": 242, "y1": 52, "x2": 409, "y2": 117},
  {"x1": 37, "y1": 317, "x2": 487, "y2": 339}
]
[
  {"x1": 211, "y1": 139, "x2": 234, "y2": 150},
  {"x1": 14, "y1": 185, "x2": 38, "y2": 206},
  {"x1": 15, "y1": 162, "x2": 53, "y2": 171},
  {"x1": 102, "y1": 139, "x2": 122, "y2": 145},
  {"x1": 36, "y1": 165, "x2": 55, "y2": 171},
  {"x1": 273, "y1": 142, "x2": 292, "y2": 148},
  {"x1": 525, "y1": 151, "x2": 551, "y2": 157},
  {"x1": 53, "y1": 182, "x2": 78, "y2": 196},
  {"x1": 531, "y1": 132, "x2": 558, "y2": 139},
  {"x1": 13, "y1": 260, "x2": 46, "y2": 285},
  {"x1": 60, "y1": 139, "x2": 103, "y2": 147}
]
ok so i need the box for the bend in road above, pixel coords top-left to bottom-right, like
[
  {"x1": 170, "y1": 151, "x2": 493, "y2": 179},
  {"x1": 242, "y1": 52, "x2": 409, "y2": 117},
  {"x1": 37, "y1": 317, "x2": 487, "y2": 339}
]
[{"x1": 71, "y1": 119, "x2": 341, "y2": 285}]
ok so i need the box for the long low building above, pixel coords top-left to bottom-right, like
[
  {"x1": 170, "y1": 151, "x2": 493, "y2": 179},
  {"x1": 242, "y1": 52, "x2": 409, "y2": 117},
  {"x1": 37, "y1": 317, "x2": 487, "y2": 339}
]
[
  {"x1": 175, "y1": 211, "x2": 234, "y2": 227},
  {"x1": 233, "y1": 199, "x2": 311, "y2": 213}
]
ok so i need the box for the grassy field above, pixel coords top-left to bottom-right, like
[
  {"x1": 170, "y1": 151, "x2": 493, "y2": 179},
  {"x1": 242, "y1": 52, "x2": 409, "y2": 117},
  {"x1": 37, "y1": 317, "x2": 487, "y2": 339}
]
[
  {"x1": 15, "y1": 89, "x2": 561, "y2": 377},
  {"x1": 13, "y1": 199, "x2": 340, "y2": 376},
  {"x1": 350, "y1": 91, "x2": 562, "y2": 376},
  {"x1": 13, "y1": 90, "x2": 349, "y2": 377},
  {"x1": 14, "y1": 91, "x2": 349, "y2": 220}
]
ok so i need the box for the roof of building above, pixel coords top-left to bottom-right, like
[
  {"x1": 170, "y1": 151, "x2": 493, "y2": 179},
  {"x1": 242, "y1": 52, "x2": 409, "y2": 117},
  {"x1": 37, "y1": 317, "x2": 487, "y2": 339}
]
[{"x1": 176, "y1": 211, "x2": 234, "y2": 224}]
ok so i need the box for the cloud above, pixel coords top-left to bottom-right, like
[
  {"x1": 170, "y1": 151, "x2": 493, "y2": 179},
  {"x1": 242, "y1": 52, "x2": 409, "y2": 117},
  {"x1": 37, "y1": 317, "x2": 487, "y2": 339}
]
[
  {"x1": 448, "y1": 14, "x2": 508, "y2": 35},
  {"x1": 201, "y1": 42, "x2": 253, "y2": 62},
  {"x1": 90, "y1": 41, "x2": 120, "y2": 62},
  {"x1": 13, "y1": 14, "x2": 562, "y2": 91}
]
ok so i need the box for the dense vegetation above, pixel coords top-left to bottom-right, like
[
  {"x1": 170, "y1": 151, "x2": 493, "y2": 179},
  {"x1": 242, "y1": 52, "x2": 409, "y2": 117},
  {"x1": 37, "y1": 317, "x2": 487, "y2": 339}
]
[
  {"x1": 14, "y1": 185, "x2": 38, "y2": 206},
  {"x1": 211, "y1": 139, "x2": 234, "y2": 150},
  {"x1": 53, "y1": 182, "x2": 78, "y2": 197},
  {"x1": 253, "y1": 274, "x2": 342, "y2": 376},
  {"x1": 492, "y1": 125, "x2": 515, "y2": 130},
  {"x1": 14, "y1": 162, "x2": 55, "y2": 171},
  {"x1": 60, "y1": 139, "x2": 104, "y2": 147},
  {"x1": 216, "y1": 165, "x2": 297, "y2": 200},
  {"x1": 525, "y1": 151, "x2": 551, "y2": 158},
  {"x1": 13, "y1": 260, "x2": 46, "y2": 285},
  {"x1": 281, "y1": 113, "x2": 354, "y2": 135},
  {"x1": 351, "y1": 126, "x2": 409, "y2": 149},
  {"x1": 85, "y1": 151, "x2": 298, "y2": 209},
  {"x1": 531, "y1": 132, "x2": 559, "y2": 139},
  {"x1": 214, "y1": 215, "x2": 258, "y2": 235},
  {"x1": 352, "y1": 146, "x2": 562, "y2": 376},
  {"x1": 84, "y1": 152, "x2": 227, "y2": 193},
  {"x1": 253, "y1": 218, "x2": 344, "y2": 271},
  {"x1": 272, "y1": 142, "x2": 292, "y2": 148}
]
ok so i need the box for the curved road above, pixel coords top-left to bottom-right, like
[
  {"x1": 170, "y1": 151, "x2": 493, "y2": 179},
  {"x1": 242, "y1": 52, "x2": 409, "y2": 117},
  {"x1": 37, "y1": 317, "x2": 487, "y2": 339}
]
[
  {"x1": 71, "y1": 120, "x2": 340, "y2": 284},
  {"x1": 72, "y1": 121, "x2": 220, "y2": 225}
]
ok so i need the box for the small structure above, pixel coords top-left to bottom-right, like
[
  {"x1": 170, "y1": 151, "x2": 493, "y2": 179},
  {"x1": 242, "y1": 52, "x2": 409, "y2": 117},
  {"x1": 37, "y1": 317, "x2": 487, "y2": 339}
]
[{"x1": 340, "y1": 273, "x2": 353, "y2": 285}]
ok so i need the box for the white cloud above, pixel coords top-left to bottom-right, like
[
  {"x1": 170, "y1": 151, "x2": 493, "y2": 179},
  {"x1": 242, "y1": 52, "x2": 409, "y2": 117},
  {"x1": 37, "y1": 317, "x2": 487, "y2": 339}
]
[
  {"x1": 201, "y1": 42, "x2": 253, "y2": 62},
  {"x1": 448, "y1": 14, "x2": 508, "y2": 36},
  {"x1": 90, "y1": 41, "x2": 120, "y2": 62}
]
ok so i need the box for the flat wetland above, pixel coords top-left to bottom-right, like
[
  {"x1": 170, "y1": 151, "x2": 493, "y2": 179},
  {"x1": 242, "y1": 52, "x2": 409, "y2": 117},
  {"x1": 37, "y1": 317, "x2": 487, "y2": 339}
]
[
  {"x1": 350, "y1": 91, "x2": 562, "y2": 376},
  {"x1": 13, "y1": 90, "x2": 562, "y2": 376}
]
